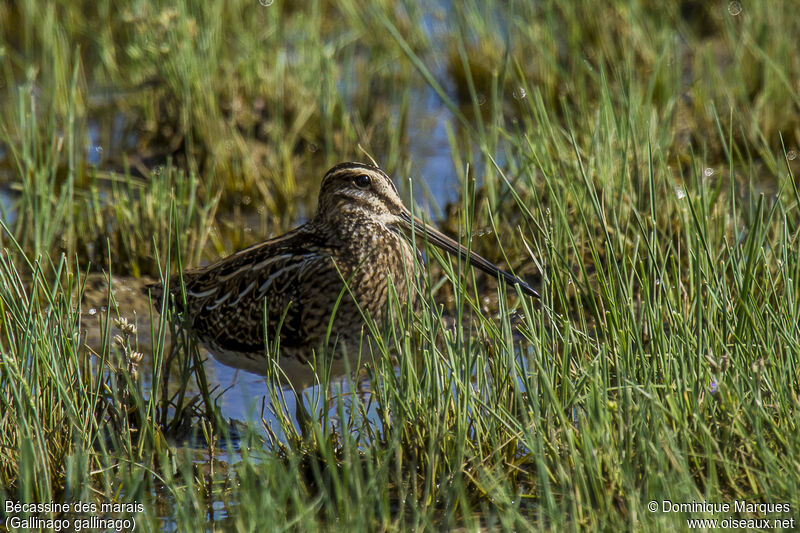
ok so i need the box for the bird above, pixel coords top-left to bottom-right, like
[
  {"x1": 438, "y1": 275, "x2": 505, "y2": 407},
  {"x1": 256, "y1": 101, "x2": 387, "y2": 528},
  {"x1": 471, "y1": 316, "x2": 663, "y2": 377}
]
[{"x1": 146, "y1": 162, "x2": 539, "y2": 386}]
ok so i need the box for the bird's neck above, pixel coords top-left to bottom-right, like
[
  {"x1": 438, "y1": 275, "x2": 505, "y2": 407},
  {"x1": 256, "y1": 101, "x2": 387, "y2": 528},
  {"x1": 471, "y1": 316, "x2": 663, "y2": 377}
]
[{"x1": 310, "y1": 211, "x2": 418, "y2": 318}]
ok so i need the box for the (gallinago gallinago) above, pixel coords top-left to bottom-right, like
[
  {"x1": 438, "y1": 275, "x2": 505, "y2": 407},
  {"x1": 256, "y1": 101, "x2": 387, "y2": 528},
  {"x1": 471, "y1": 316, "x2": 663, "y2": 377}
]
[{"x1": 146, "y1": 162, "x2": 538, "y2": 385}]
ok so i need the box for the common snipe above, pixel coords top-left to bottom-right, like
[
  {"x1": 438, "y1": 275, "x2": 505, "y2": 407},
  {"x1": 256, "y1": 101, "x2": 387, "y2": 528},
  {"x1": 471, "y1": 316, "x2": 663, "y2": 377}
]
[{"x1": 147, "y1": 162, "x2": 538, "y2": 384}]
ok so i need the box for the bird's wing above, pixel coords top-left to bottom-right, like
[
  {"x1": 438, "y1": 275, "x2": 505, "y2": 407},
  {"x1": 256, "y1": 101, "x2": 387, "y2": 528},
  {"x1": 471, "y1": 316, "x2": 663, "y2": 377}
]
[{"x1": 154, "y1": 225, "x2": 342, "y2": 352}]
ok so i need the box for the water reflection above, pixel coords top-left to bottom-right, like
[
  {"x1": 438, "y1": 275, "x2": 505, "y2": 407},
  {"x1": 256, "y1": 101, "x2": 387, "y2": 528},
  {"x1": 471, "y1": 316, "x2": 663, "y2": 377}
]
[
  {"x1": 406, "y1": 85, "x2": 461, "y2": 216},
  {"x1": 210, "y1": 358, "x2": 383, "y2": 447},
  {"x1": 0, "y1": 185, "x2": 15, "y2": 225}
]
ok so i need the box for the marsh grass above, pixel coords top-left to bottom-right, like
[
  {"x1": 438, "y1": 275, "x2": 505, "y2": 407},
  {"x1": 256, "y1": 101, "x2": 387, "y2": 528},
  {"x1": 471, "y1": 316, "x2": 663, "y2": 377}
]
[{"x1": 2, "y1": 0, "x2": 800, "y2": 530}]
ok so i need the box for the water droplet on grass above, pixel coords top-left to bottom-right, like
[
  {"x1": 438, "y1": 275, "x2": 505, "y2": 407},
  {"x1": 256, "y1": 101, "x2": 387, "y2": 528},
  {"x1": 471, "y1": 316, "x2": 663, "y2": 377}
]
[
  {"x1": 704, "y1": 167, "x2": 714, "y2": 177},
  {"x1": 675, "y1": 187, "x2": 687, "y2": 199},
  {"x1": 788, "y1": 150, "x2": 797, "y2": 161},
  {"x1": 728, "y1": 1, "x2": 742, "y2": 15},
  {"x1": 512, "y1": 87, "x2": 527, "y2": 100},
  {"x1": 87, "y1": 144, "x2": 104, "y2": 164},
  {"x1": 259, "y1": 0, "x2": 274, "y2": 6}
]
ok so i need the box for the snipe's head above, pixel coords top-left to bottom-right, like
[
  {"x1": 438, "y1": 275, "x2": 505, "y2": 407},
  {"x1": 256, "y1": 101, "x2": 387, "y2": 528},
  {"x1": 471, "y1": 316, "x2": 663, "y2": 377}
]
[
  {"x1": 316, "y1": 162, "x2": 406, "y2": 225},
  {"x1": 315, "y1": 162, "x2": 540, "y2": 298}
]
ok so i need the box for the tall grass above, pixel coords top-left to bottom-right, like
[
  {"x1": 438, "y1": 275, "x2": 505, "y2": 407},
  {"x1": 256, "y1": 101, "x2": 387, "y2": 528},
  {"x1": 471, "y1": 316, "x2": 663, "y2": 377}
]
[{"x1": 1, "y1": 0, "x2": 799, "y2": 530}]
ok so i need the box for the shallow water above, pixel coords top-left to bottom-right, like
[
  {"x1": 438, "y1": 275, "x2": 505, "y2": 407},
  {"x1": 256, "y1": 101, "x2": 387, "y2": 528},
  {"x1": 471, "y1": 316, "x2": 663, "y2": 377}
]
[
  {"x1": 210, "y1": 357, "x2": 383, "y2": 446},
  {"x1": 405, "y1": 84, "x2": 462, "y2": 216},
  {"x1": 0, "y1": 185, "x2": 14, "y2": 225}
]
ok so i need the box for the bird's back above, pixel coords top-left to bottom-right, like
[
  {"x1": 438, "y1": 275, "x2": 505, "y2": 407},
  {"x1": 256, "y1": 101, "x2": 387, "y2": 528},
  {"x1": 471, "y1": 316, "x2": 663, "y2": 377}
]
[{"x1": 146, "y1": 225, "x2": 343, "y2": 356}]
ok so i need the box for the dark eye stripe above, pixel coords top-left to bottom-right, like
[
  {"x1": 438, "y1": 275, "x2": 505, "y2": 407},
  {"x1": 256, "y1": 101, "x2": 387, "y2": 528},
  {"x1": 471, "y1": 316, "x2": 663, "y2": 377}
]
[{"x1": 322, "y1": 163, "x2": 399, "y2": 195}]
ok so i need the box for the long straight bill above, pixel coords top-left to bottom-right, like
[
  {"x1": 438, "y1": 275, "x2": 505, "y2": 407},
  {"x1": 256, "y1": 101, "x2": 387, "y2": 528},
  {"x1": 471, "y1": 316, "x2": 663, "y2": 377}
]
[{"x1": 399, "y1": 212, "x2": 540, "y2": 298}]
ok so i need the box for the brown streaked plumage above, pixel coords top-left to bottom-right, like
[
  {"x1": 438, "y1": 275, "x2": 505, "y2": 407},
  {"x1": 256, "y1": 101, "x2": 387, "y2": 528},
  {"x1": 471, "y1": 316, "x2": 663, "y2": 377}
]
[{"x1": 146, "y1": 162, "x2": 538, "y2": 385}]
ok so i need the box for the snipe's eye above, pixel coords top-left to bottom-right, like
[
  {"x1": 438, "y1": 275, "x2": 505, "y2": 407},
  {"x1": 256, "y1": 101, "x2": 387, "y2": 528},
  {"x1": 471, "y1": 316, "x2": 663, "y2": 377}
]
[{"x1": 353, "y1": 174, "x2": 371, "y2": 189}]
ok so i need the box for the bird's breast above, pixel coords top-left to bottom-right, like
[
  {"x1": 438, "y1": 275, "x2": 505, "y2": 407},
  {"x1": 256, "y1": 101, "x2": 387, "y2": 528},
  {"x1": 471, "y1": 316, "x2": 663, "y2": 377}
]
[{"x1": 337, "y1": 224, "x2": 418, "y2": 321}]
